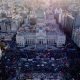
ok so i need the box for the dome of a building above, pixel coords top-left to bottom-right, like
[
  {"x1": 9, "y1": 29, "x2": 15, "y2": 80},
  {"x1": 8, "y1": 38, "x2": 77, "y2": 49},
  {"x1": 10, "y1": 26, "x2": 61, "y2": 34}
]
[{"x1": 35, "y1": 8, "x2": 45, "y2": 19}]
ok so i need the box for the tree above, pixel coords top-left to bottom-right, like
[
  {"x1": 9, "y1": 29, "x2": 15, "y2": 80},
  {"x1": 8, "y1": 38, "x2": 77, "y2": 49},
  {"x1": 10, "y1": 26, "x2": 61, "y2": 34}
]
[
  {"x1": 29, "y1": 18, "x2": 37, "y2": 25},
  {"x1": 0, "y1": 42, "x2": 5, "y2": 49},
  {"x1": 0, "y1": 12, "x2": 7, "y2": 18}
]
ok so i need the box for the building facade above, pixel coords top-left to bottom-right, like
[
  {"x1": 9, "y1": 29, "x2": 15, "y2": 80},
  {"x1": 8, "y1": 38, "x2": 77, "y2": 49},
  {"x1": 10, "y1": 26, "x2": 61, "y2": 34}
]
[{"x1": 16, "y1": 27, "x2": 66, "y2": 47}]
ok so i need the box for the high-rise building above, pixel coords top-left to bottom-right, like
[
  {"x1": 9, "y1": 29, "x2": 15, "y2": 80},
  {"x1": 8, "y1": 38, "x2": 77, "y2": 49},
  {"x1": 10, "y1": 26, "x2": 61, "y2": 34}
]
[
  {"x1": 72, "y1": 14, "x2": 80, "y2": 48},
  {"x1": 0, "y1": 18, "x2": 11, "y2": 32}
]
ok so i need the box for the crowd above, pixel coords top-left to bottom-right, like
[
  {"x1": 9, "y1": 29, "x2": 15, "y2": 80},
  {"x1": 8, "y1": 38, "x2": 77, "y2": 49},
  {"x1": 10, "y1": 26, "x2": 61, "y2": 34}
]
[{"x1": 1, "y1": 50, "x2": 70, "y2": 80}]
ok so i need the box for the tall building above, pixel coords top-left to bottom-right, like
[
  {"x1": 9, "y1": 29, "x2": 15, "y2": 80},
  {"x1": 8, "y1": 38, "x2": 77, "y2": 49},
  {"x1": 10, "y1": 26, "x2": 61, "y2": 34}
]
[
  {"x1": 72, "y1": 14, "x2": 80, "y2": 48},
  {"x1": 11, "y1": 19, "x2": 19, "y2": 32},
  {"x1": 0, "y1": 18, "x2": 12, "y2": 32}
]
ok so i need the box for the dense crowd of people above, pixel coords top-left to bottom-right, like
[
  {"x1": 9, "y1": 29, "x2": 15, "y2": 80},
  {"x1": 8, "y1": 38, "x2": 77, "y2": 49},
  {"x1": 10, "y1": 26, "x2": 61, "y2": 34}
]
[{"x1": 0, "y1": 49, "x2": 71, "y2": 80}]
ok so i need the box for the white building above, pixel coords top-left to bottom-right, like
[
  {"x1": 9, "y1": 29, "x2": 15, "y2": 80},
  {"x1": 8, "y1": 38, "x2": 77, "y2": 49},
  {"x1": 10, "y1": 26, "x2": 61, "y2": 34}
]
[
  {"x1": 56, "y1": 33, "x2": 66, "y2": 47},
  {"x1": 54, "y1": 8, "x2": 63, "y2": 23},
  {"x1": 16, "y1": 27, "x2": 66, "y2": 47},
  {"x1": 16, "y1": 33, "x2": 26, "y2": 47},
  {"x1": 45, "y1": 8, "x2": 56, "y2": 25}
]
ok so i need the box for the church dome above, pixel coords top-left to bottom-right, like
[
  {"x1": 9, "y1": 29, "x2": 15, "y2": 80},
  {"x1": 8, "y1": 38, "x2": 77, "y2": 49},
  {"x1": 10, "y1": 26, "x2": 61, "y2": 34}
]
[{"x1": 35, "y1": 8, "x2": 45, "y2": 19}]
